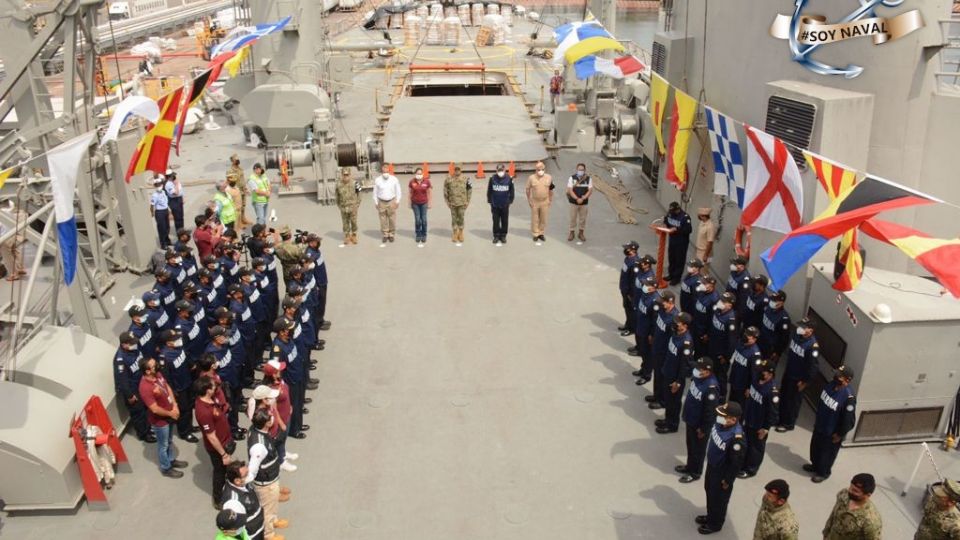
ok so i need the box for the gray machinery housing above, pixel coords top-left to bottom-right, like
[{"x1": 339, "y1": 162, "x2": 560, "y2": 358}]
[{"x1": 806, "y1": 264, "x2": 960, "y2": 445}]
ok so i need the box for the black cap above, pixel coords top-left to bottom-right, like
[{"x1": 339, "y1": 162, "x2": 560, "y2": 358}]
[
  {"x1": 286, "y1": 283, "x2": 304, "y2": 296},
  {"x1": 202, "y1": 255, "x2": 217, "y2": 266},
  {"x1": 675, "y1": 312, "x2": 692, "y2": 325},
  {"x1": 757, "y1": 359, "x2": 776, "y2": 374},
  {"x1": 128, "y1": 304, "x2": 146, "y2": 317},
  {"x1": 273, "y1": 318, "x2": 295, "y2": 333},
  {"x1": 252, "y1": 257, "x2": 266, "y2": 268},
  {"x1": 154, "y1": 267, "x2": 171, "y2": 279},
  {"x1": 214, "y1": 307, "x2": 232, "y2": 319},
  {"x1": 731, "y1": 255, "x2": 747, "y2": 265},
  {"x1": 640, "y1": 254, "x2": 656, "y2": 265},
  {"x1": 289, "y1": 265, "x2": 303, "y2": 275},
  {"x1": 227, "y1": 283, "x2": 243, "y2": 296},
  {"x1": 695, "y1": 357, "x2": 714, "y2": 371},
  {"x1": 197, "y1": 268, "x2": 212, "y2": 280},
  {"x1": 238, "y1": 267, "x2": 254, "y2": 278},
  {"x1": 216, "y1": 509, "x2": 245, "y2": 531},
  {"x1": 719, "y1": 292, "x2": 735, "y2": 304},
  {"x1": 182, "y1": 280, "x2": 198, "y2": 293},
  {"x1": 798, "y1": 317, "x2": 817, "y2": 330},
  {"x1": 837, "y1": 365, "x2": 855, "y2": 380},
  {"x1": 159, "y1": 329, "x2": 179, "y2": 343},
  {"x1": 753, "y1": 274, "x2": 769, "y2": 287},
  {"x1": 641, "y1": 277, "x2": 657, "y2": 287},
  {"x1": 669, "y1": 201, "x2": 681, "y2": 210},
  {"x1": 851, "y1": 473, "x2": 876, "y2": 494},
  {"x1": 281, "y1": 296, "x2": 300, "y2": 310},
  {"x1": 177, "y1": 244, "x2": 192, "y2": 255},
  {"x1": 743, "y1": 326, "x2": 760, "y2": 338},
  {"x1": 622, "y1": 240, "x2": 639, "y2": 251},
  {"x1": 164, "y1": 248, "x2": 178, "y2": 260},
  {"x1": 299, "y1": 254, "x2": 315, "y2": 265},
  {"x1": 119, "y1": 331, "x2": 138, "y2": 345},
  {"x1": 701, "y1": 276, "x2": 717, "y2": 285},
  {"x1": 174, "y1": 300, "x2": 193, "y2": 312},
  {"x1": 496, "y1": 164, "x2": 505, "y2": 171},
  {"x1": 306, "y1": 233, "x2": 320, "y2": 243},
  {"x1": 209, "y1": 325, "x2": 228, "y2": 338},
  {"x1": 659, "y1": 290, "x2": 676, "y2": 302},
  {"x1": 770, "y1": 290, "x2": 786, "y2": 302},
  {"x1": 764, "y1": 479, "x2": 790, "y2": 500},
  {"x1": 687, "y1": 259, "x2": 704, "y2": 268},
  {"x1": 176, "y1": 228, "x2": 191, "y2": 237},
  {"x1": 716, "y1": 401, "x2": 742, "y2": 418}
]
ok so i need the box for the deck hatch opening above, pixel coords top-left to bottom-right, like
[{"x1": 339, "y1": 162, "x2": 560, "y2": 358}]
[{"x1": 409, "y1": 83, "x2": 507, "y2": 96}]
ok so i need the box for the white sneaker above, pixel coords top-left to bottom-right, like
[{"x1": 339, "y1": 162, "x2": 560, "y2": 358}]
[
  {"x1": 285, "y1": 452, "x2": 299, "y2": 461},
  {"x1": 281, "y1": 460, "x2": 298, "y2": 472},
  {"x1": 417, "y1": 242, "x2": 424, "y2": 248},
  {"x1": 338, "y1": 243, "x2": 346, "y2": 248},
  {"x1": 455, "y1": 242, "x2": 462, "y2": 247},
  {"x1": 495, "y1": 241, "x2": 502, "y2": 247}
]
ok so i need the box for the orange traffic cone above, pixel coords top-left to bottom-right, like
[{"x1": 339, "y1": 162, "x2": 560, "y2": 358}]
[
  {"x1": 448, "y1": 161, "x2": 455, "y2": 176},
  {"x1": 422, "y1": 161, "x2": 430, "y2": 179},
  {"x1": 388, "y1": 163, "x2": 395, "y2": 175},
  {"x1": 476, "y1": 161, "x2": 484, "y2": 178},
  {"x1": 508, "y1": 160, "x2": 516, "y2": 178}
]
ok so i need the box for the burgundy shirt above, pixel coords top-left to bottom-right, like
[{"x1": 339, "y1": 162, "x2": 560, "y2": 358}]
[
  {"x1": 194, "y1": 397, "x2": 233, "y2": 453},
  {"x1": 193, "y1": 227, "x2": 216, "y2": 260},
  {"x1": 272, "y1": 380, "x2": 292, "y2": 425},
  {"x1": 408, "y1": 178, "x2": 432, "y2": 205},
  {"x1": 139, "y1": 373, "x2": 174, "y2": 427}
]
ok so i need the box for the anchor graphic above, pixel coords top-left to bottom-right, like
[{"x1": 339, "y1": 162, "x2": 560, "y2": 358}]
[{"x1": 788, "y1": 0, "x2": 905, "y2": 78}]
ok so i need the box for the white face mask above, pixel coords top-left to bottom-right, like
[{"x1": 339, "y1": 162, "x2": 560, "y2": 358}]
[
  {"x1": 692, "y1": 368, "x2": 703, "y2": 378},
  {"x1": 686, "y1": 267, "x2": 695, "y2": 273},
  {"x1": 174, "y1": 257, "x2": 183, "y2": 265},
  {"x1": 714, "y1": 301, "x2": 724, "y2": 310},
  {"x1": 173, "y1": 339, "x2": 183, "y2": 347},
  {"x1": 536, "y1": 170, "x2": 544, "y2": 176},
  {"x1": 771, "y1": 301, "x2": 783, "y2": 309},
  {"x1": 642, "y1": 285, "x2": 654, "y2": 293},
  {"x1": 695, "y1": 284, "x2": 706, "y2": 292},
  {"x1": 730, "y1": 264, "x2": 738, "y2": 271},
  {"x1": 716, "y1": 417, "x2": 728, "y2": 425},
  {"x1": 796, "y1": 327, "x2": 806, "y2": 335},
  {"x1": 497, "y1": 171, "x2": 505, "y2": 178},
  {"x1": 415, "y1": 174, "x2": 423, "y2": 180},
  {"x1": 264, "y1": 248, "x2": 274, "y2": 254}
]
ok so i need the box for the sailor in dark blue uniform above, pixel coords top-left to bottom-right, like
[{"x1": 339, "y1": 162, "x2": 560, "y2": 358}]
[
  {"x1": 305, "y1": 233, "x2": 332, "y2": 331},
  {"x1": 680, "y1": 259, "x2": 704, "y2": 316},
  {"x1": 227, "y1": 284, "x2": 258, "y2": 388},
  {"x1": 727, "y1": 326, "x2": 762, "y2": 405},
  {"x1": 664, "y1": 201, "x2": 693, "y2": 285},
  {"x1": 162, "y1": 247, "x2": 187, "y2": 292},
  {"x1": 143, "y1": 289, "x2": 172, "y2": 333},
  {"x1": 692, "y1": 276, "x2": 720, "y2": 357},
  {"x1": 675, "y1": 357, "x2": 720, "y2": 483},
  {"x1": 654, "y1": 313, "x2": 694, "y2": 434},
  {"x1": 157, "y1": 329, "x2": 198, "y2": 443},
  {"x1": 628, "y1": 277, "x2": 658, "y2": 377},
  {"x1": 707, "y1": 292, "x2": 738, "y2": 393},
  {"x1": 153, "y1": 267, "x2": 179, "y2": 323},
  {"x1": 739, "y1": 360, "x2": 779, "y2": 478},
  {"x1": 290, "y1": 269, "x2": 323, "y2": 353},
  {"x1": 271, "y1": 317, "x2": 308, "y2": 439},
  {"x1": 618, "y1": 241, "x2": 640, "y2": 336},
  {"x1": 725, "y1": 255, "x2": 752, "y2": 315},
  {"x1": 206, "y1": 324, "x2": 245, "y2": 440},
  {"x1": 239, "y1": 268, "x2": 269, "y2": 362},
  {"x1": 634, "y1": 254, "x2": 655, "y2": 289},
  {"x1": 696, "y1": 402, "x2": 746, "y2": 535},
  {"x1": 197, "y1": 268, "x2": 227, "y2": 328},
  {"x1": 113, "y1": 330, "x2": 154, "y2": 442},
  {"x1": 181, "y1": 281, "x2": 209, "y2": 347},
  {"x1": 201, "y1": 255, "x2": 228, "y2": 298},
  {"x1": 252, "y1": 257, "x2": 278, "y2": 322},
  {"x1": 219, "y1": 246, "x2": 242, "y2": 288},
  {"x1": 127, "y1": 303, "x2": 157, "y2": 360},
  {"x1": 280, "y1": 295, "x2": 319, "y2": 387},
  {"x1": 261, "y1": 240, "x2": 281, "y2": 307},
  {"x1": 759, "y1": 290, "x2": 791, "y2": 362},
  {"x1": 806, "y1": 366, "x2": 857, "y2": 483},
  {"x1": 643, "y1": 291, "x2": 679, "y2": 405},
  {"x1": 214, "y1": 307, "x2": 248, "y2": 391},
  {"x1": 173, "y1": 227, "x2": 191, "y2": 254},
  {"x1": 742, "y1": 274, "x2": 769, "y2": 331},
  {"x1": 172, "y1": 299, "x2": 204, "y2": 364},
  {"x1": 177, "y1": 244, "x2": 198, "y2": 283},
  {"x1": 776, "y1": 317, "x2": 820, "y2": 432}
]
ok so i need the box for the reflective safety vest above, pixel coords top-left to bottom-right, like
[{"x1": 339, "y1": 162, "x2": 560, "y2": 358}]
[
  {"x1": 250, "y1": 173, "x2": 270, "y2": 204},
  {"x1": 214, "y1": 192, "x2": 236, "y2": 224}
]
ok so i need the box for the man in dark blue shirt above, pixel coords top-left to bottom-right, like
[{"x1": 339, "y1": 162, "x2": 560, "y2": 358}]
[
  {"x1": 618, "y1": 241, "x2": 640, "y2": 336},
  {"x1": 664, "y1": 202, "x2": 692, "y2": 285},
  {"x1": 805, "y1": 366, "x2": 857, "y2": 483},
  {"x1": 486, "y1": 164, "x2": 514, "y2": 245}
]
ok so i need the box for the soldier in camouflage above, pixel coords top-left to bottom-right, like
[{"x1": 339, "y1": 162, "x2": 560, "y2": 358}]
[
  {"x1": 822, "y1": 473, "x2": 882, "y2": 540},
  {"x1": 274, "y1": 226, "x2": 306, "y2": 286},
  {"x1": 752, "y1": 479, "x2": 799, "y2": 540},
  {"x1": 915, "y1": 479, "x2": 960, "y2": 540},
  {"x1": 443, "y1": 164, "x2": 472, "y2": 245},
  {"x1": 225, "y1": 154, "x2": 252, "y2": 228},
  {"x1": 335, "y1": 168, "x2": 361, "y2": 246}
]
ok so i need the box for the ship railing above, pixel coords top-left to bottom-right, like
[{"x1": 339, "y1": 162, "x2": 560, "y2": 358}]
[{"x1": 936, "y1": 17, "x2": 960, "y2": 91}]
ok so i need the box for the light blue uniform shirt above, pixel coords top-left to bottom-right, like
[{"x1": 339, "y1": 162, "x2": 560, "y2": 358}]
[{"x1": 150, "y1": 189, "x2": 169, "y2": 210}]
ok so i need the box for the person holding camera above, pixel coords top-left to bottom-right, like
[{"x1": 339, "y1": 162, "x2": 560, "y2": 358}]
[
  {"x1": 335, "y1": 168, "x2": 361, "y2": 246},
  {"x1": 194, "y1": 214, "x2": 224, "y2": 260},
  {"x1": 275, "y1": 226, "x2": 306, "y2": 286}
]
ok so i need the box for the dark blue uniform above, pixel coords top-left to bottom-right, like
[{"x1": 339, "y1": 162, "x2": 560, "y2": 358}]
[
  {"x1": 778, "y1": 333, "x2": 819, "y2": 430},
  {"x1": 633, "y1": 288, "x2": 658, "y2": 368},
  {"x1": 679, "y1": 272, "x2": 701, "y2": 316},
  {"x1": 206, "y1": 341, "x2": 240, "y2": 431},
  {"x1": 229, "y1": 298, "x2": 258, "y2": 386},
  {"x1": 619, "y1": 254, "x2": 639, "y2": 332},
  {"x1": 181, "y1": 257, "x2": 198, "y2": 283},
  {"x1": 220, "y1": 257, "x2": 241, "y2": 287},
  {"x1": 665, "y1": 210, "x2": 692, "y2": 283},
  {"x1": 272, "y1": 336, "x2": 305, "y2": 436},
  {"x1": 199, "y1": 281, "x2": 226, "y2": 327},
  {"x1": 742, "y1": 289, "x2": 768, "y2": 330},
  {"x1": 186, "y1": 298, "x2": 209, "y2": 347},
  {"x1": 742, "y1": 378, "x2": 779, "y2": 475},
  {"x1": 113, "y1": 346, "x2": 149, "y2": 439},
  {"x1": 692, "y1": 289, "x2": 719, "y2": 356},
  {"x1": 703, "y1": 422, "x2": 746, "y2": 532},
  {"x1": 128, "y1": 320, "x2": 156, "y2": 361},
  {"x1": 650, "y1": 304, "x2": 678, "y2": 406},
  {"x1": 681, "y1": 374, "x2": 720, "y2": 477},
  {"x1": 165, "y1": 262, "x2": 188, "y2": 291},
  {"x1": 725, "y1": 269, "x2": 751, "y2": 315},
  {"x1": 661, "y1": 331, "x2": 694, "y2": 430},
  {"x1": 145, "y1": 304, "x2": 172, "y2": 333},
  {"x1": 242, "y1": 280, "x2": 270, "y2": 361},
  {"x1": 159, "y1": 344, "x2": 193, "y2": 438},
  {"x1": 727, "y1": 341, "x2": 762, "y2": 405},
  {"x1": 155, "y1": 280, "x2": 179, "y2": 321},
  {"x1": 707, "y1": 307, "x2": 738, "y2": 391},
  {"x1": 810, "y1": 381, "x2": 856, "y2": 478},
  {"x1": 759, "y1": 305, "x2": 791, "y2": 360},
  {"x1": 173, "y1": 314, "x2": 203, "y2": 363},
  {"x1": 306, "y1": 246, "x2": 329, "y2": 326}
]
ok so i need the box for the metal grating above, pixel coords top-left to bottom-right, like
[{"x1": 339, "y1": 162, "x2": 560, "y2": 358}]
[
  {"x1": 853, "y1": 407, "x2": 943, "y2": 443},
  {"x1": 764, "y1": 95, "x2": 816, "y2": 169},
  {"x1": 651, "y1": 41, "x2": 667, "y2": 76}
]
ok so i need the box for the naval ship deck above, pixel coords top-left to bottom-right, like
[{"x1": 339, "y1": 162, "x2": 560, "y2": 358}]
[{"x1": 2, "y1": 10, "x2": 958, "y2": 540}]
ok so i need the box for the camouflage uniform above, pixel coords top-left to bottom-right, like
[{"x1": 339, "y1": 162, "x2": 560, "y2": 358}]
[
  {"x1": 822, "y1": 489, "x2": 882, "y2": 540},
  {"x1": 335, "y1": 171, "x2": 361, "y2": 244},
  {"x1": 753, "y1": 500, "x2": 799, "y2": 540},
  {"x1": 443, "y1": 172, "x2": 471, "y2": 243},
  {"x1": 915, "y1": 491, "x2": 960, "y2": 540},
  {"x1": 225, "y1": 163, "x2": 251, "y2": 227},
  {"x1": 274, "y1": 227, "x2": 306, "y2": 282}
]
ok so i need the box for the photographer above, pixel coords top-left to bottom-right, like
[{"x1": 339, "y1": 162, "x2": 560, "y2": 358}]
[
  {"x1": 193, "y1": 214, "x2": 224, "y2": 261},
  {"x1": 275, "y1": 226, "x2": 307, "y2": 285},
  {"x1": 246, "y1": 224, "x2": 280, "y2": 259}
]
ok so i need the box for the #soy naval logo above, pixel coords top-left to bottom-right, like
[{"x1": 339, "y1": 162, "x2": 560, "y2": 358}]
[{"x1": 769, "y1": 0, "x2": 926, "y2": 78}]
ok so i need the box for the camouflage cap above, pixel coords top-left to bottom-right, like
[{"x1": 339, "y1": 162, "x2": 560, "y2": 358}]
[{"x1": 933, "y1": 479, "x2": 960, "y2": 503}]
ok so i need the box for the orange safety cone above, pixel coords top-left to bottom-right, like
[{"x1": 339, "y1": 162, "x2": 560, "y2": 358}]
[
  {"x1": 476, "y1": 161, "x2": 485, "y2": 178},
  {"x1": 448, "y1": 161, "x2": 455, "y2": 176},
  {"x1": 388, "y1": 163, "x2": 395, "y2": 175},
  {"x1": 422, "y1": 161, "x2": 430, "y2": 179},
  {"x1": 508, "y1": 160, "x2": 516, "y2": 178}
]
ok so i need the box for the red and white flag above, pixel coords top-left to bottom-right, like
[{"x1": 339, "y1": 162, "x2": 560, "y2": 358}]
[{"x1": 741, "y1": 125, "x2": 803, "y2": 234}]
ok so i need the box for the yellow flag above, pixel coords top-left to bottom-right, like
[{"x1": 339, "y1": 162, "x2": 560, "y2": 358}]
[
  {"x1": 665, "y1": 87, "x2": 697, "y2": 190},
  {"x1": 224, "y1": 45, "x2": 250, "y2": 78},
  {"x1": 649, "y1": 73, "x2": 669, "y2": 155},
  {"x1": 0, "y1": 167, "x2": 13, "y2": 189}
]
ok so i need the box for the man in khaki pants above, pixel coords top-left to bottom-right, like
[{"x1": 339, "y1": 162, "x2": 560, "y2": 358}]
[
  {"x1": 373, "y1": 163, "x2": 401, "y2": 245},
  {"x1": 525, "y1": 161, "x2": 554, "y2": 243},
  {"x1": 566, "y1": 163, "x2": 593, "y2": 242},
  {"x1": 247, "y1": 408, "x2": 289, "y2": 539}
]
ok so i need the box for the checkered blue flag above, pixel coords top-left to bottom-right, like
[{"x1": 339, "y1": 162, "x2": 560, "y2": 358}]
[{"x1": 705, "y1": 106, "x2": 745, "y2": 208}]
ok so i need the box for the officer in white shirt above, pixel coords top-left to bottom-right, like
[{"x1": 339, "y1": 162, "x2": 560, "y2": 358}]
[{"x1": 372, "y1": 163, "x2": 401, "y2": 245}]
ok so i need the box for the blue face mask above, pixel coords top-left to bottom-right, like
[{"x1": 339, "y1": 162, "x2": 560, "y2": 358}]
[{"x1": 576, "y1": 170, "x2": 585, "y2": 177}]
